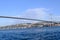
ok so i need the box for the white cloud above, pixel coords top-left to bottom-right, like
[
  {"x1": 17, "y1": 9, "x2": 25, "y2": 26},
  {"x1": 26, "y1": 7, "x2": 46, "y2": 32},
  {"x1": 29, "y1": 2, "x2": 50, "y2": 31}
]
[
  {"x1": 21, "y1": 8, "x2": 50, "y2": 20},
  {"x1": 14, "y1": 8, "x2": 51, "y2": 23}
]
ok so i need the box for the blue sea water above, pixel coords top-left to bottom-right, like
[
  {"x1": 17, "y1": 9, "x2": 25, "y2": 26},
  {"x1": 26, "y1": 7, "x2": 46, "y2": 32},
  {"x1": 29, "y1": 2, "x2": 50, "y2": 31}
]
[{"x1": 0, "y1": 26, "x2": 60, "y2": 40}]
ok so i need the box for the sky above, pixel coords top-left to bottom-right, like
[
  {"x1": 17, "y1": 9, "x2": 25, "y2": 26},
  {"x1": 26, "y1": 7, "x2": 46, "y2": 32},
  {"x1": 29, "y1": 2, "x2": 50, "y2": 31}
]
[{"x1": 0, "y1": 0, "x2": 60, "y2": 26}]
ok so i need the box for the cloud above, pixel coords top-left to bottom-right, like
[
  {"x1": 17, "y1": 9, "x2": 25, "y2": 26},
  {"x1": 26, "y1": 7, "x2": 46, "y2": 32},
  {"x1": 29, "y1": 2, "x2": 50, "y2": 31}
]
[
  {"x1": 15, "y1": 8, "x2": 60, "y2": 22},
  {"x1": 14, "y1": 8, "x2": 51, "y2": 23},
  {"x1": 21, "y1": 8, "x2": 50, "y2": 20}
]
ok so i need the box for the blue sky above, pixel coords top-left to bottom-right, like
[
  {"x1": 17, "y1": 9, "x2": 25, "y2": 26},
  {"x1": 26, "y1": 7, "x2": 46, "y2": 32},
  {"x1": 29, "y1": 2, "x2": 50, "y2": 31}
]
[{"x1": 0, "y1": 0, "x2": 60, "y2": 26}]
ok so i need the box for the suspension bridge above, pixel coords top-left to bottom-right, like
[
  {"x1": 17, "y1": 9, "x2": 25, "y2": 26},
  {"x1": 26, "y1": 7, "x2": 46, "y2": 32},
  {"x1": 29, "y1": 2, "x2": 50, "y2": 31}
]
[{"x1": 0, "y1": 16, "x2": 57, "y2": 23}]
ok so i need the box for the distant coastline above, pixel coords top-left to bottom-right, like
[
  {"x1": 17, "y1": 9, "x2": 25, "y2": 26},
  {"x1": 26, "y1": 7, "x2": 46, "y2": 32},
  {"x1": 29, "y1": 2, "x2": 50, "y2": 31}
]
[{"x1": 0, "y1": 22, "x2": 60, "y2": 30}]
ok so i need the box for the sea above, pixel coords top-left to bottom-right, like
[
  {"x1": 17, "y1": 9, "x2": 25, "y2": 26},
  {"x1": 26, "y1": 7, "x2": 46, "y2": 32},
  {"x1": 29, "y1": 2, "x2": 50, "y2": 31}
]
[{"x1": 0, "y1": 26, "x2": 60, "y2": 40}]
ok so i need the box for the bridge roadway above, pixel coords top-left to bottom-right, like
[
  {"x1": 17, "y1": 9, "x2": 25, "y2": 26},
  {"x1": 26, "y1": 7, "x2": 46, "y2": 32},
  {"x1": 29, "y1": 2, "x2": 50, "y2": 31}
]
[{"x1": 0, "y1": 16, "x2": 57, "y2": 23}]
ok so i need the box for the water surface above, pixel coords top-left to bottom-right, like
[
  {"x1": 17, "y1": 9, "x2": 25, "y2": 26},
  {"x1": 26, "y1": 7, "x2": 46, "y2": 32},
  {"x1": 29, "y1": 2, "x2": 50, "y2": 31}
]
[{"x1": 0, "y1": 26, "x2": 60, "y2": 40}]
